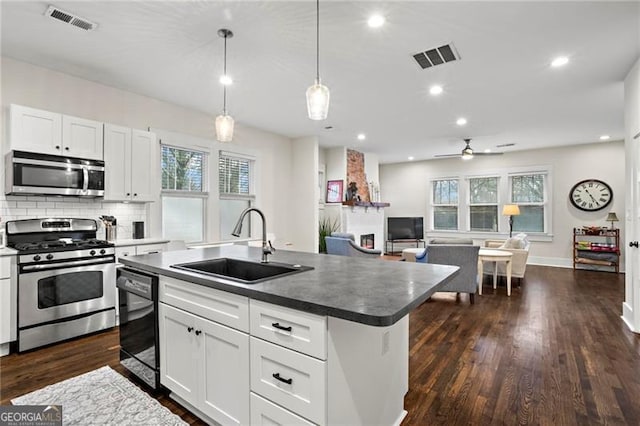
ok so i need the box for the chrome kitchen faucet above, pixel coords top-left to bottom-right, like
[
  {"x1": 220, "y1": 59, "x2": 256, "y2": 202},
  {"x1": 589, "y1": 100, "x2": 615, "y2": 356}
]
[{"x1": 231, "y1": 207, "x2": 274, "y2": 263}]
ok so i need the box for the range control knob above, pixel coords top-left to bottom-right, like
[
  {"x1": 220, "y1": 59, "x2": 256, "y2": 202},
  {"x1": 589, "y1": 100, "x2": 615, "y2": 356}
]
[
  {"x1": 33, "y1": 255, "x2": 41, "y2": 262},
  {"x1": 99, "y1": 249, "x2": 106, "y2": 255},
  {"x1": 46, "y1": 254, "x2": 54, "y2": 260},
  {"x1": 90, "y1": 250, "x2": 96, "y2": 256}
]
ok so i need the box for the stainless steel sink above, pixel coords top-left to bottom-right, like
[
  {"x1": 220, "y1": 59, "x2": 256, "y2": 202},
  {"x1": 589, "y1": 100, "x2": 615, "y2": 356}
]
[{"x1": 171, "y1": 258, "x2": 313, "y2": 284}]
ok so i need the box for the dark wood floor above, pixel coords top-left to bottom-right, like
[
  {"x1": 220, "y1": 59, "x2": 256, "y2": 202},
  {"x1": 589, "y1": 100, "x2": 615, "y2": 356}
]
[{"x1": 1, "y1": 265, "x2": 637, "y2": 425}]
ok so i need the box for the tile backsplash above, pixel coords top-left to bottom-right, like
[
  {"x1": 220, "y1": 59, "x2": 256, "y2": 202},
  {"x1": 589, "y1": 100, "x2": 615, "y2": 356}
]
[{"x1": 0, "y1": 193, "x2": 147, "y2": 240}]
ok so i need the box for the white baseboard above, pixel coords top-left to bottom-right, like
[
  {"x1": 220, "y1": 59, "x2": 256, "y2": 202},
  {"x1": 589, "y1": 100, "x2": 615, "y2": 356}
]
[
  {"x1": 0, "y1": 343, "x2": 9, "y2": 357},
  {"x1": 527, "y1": 256, "x2": 625, "y2": 273},
  {"x1": 622, "y1": 302, "x2": 638, "y2": 333}
]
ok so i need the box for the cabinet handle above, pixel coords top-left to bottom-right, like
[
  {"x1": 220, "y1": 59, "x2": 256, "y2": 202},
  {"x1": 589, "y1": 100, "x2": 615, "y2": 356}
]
[
  {"x1": 187, "y1": 327, "x2": 194, "y2": 333},
  {"x1": 272, "y1": 322, "x2": 292, "y2": 332},
  {"x1": 55, "y1": 145, "x2": 60, "y2": 149},
  {"x1": 272, "y1": 373, "x2": 293, "y2": 385},
  {"x1": 126, "y1": 193, "x2": 131, "y2": 196},
  {"x1": 630, "y1": 241, "x2": 639, "y2": 248},
  {"x1": 65, "y1": 147, "x2": 69, "y2": 151},
  {"x1": 195, "y1": 330, "x2": 202, "y2": 336},
  {"x1": 134, "y1": 193, "x2": 138, "y2": 197}
]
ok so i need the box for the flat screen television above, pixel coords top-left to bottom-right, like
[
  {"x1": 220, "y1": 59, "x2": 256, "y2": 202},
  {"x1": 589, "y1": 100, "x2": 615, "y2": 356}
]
[{"x1": 387, "y1": 217, "x2": 424, "y2": 241}]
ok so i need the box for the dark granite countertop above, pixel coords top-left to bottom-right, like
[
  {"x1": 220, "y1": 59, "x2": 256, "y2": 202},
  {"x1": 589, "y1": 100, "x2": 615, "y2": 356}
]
[{"x1": 119, "y1": 245, "x2": 459, "y2": 327}]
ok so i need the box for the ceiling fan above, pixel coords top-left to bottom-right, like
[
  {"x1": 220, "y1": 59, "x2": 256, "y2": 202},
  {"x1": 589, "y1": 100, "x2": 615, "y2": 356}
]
[{"x1": 434, "y1": 138, "x2": 503, "y2": 160}]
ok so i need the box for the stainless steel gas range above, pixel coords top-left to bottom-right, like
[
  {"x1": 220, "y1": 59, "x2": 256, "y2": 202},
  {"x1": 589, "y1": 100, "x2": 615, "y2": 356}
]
[{"x1": 6, "y1": 218, "x2": 116, "y2": 352}]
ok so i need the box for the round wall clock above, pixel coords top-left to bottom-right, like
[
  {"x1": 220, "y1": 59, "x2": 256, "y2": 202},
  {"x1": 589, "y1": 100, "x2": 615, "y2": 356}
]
[{"x1": 569, "y1": 179, "x2": 613, "y2": 211}]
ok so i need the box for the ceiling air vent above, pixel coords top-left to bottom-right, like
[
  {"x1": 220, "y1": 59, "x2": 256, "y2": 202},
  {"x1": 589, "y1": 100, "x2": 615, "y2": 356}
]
[
  {"x1": 45, "y1": 5, "x2": 97, "y2": 31},
  {"x1": 496, "y1": 143, "x2": 516, "y2": 148},
  {"x1": 412, "y1": 43, "x2": 460, "y2": 69}
]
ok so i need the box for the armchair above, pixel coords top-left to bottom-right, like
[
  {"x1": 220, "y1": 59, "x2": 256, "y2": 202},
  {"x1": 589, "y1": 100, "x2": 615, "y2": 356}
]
[
  {"x1": 325, "y1": 233, "x2": 382, "y2": 258},
  {"x1": 482, "y1": 234, "x2": 530, "y2": 279},
  {"x1": 416, "y1": 244, "x2": 480, "y2": 304}
]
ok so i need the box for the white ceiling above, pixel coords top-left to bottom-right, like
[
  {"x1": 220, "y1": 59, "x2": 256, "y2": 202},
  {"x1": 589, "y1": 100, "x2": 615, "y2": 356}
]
[{"x1": 1, "y1": 1, "x2": 638, "y2": 163}]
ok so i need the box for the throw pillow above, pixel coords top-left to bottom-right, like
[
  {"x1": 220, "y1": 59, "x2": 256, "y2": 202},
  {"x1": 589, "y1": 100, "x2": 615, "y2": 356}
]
[
  {"x1": 415, "y1": 248, "x2": 429, "y2": 263},
  {"x1": 500, "y1": 238, "x2": 524, "y2": 249}
]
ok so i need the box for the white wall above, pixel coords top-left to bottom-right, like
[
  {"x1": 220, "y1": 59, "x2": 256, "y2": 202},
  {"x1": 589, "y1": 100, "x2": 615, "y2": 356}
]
[
  {"x1": 380, "y1": 141, "x2": 625, "y2": 268},
  {"x1": 0, "y1": 57, "x2": 299, "y2": 246},
  {"x1": 290, "y1": 137, "x2": 319, "y2": 252}
]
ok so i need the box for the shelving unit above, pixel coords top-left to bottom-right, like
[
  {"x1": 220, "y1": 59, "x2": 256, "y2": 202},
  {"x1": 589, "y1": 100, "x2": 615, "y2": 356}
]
[{"x1": 573, "y1": 228, "x2": 620, "y2": 273}]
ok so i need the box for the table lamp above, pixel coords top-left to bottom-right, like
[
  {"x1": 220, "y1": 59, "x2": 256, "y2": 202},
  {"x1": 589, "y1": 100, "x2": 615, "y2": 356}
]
[
  {"x1": 606, "y1": 212, "x2": 619, "y2": 230},
  {"x1": 502, "y1": 204, "x2": 521, "y2": 238}
]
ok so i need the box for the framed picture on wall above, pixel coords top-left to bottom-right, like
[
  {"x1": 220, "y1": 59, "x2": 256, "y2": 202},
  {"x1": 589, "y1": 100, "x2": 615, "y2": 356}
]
[{"x1": 326, "y1": 180, "x2": 344, "y2": 203}]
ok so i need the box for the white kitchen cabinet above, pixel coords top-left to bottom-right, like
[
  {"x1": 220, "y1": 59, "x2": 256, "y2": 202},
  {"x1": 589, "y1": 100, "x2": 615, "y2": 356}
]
[
  {"x1": 115, "y1": 243, "x2": 167, "y2": 263},
  {"x1": 0, "y1": 256, "x2": 17, "y2": 356},
  {"x1": 103, "y1": 124, "x2": 157, "y2": 202},
  {"x1": 250, "y1": 393, "x2": 316, "y2": 426},
  {"x1": 61, "y1": 115, "x2": 103, "y2": 160},
  {"x1": 9, "y1": 104, "x2": 103, "y2": 160},
  {"x1": 159, "y1": 302, "x2": 250, "y2": 426}
]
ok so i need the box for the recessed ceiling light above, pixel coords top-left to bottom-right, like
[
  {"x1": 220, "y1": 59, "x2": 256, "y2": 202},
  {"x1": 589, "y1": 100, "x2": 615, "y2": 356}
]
[
  {"x1": 456, "y1": 117, "x2": 467, "y2": 126},
  {"x1": 429, "y1": 85, "x2": 443, "y2": 96},
  {"x1": 551, "y1": 56, "x2": 569, "y2": 68},
  {"x1": 408, "y1": 156, "x2": 414, "y2": 161},
  {"x1": 357, "y1": 133, "x2": 366, "y2": 141},
  {"x1": 600, "y1": 135, "x2": 610, "y2": 140},
  {"x1": 367, "y1": 14, "x2": 385, "y2": 28},
  {"x1": 219, "y1": 74, "x2": 233, "y2": 85},
  {"x1": 484, "y1": 149, "x2": 491, "y2": 153}
]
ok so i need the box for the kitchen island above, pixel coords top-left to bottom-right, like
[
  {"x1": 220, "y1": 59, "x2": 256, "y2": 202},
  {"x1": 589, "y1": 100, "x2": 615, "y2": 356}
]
[{"x1": 120, "y1": 245, "x2": 458, "y2": 426}]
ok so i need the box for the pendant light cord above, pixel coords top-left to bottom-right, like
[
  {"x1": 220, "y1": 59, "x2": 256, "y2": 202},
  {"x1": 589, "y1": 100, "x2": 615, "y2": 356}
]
[
  {"x1": 223, "y1": 33, "x2": 228, "y2": 114},
  {"x1": 316, "y1": 0, "x2": 320, "y2": 81}
]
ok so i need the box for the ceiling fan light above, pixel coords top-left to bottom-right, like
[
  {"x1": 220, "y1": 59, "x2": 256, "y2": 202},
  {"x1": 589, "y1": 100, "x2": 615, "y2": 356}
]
[
  {"x1": 215, "y1": 113, "x2": 234, "y2": 142},
  {"x1": 306, "y1": 79, "x2": 330, "y2": 120},
  {"x1": 461, "y1": 147, "x2": 474, "y2": 160}
]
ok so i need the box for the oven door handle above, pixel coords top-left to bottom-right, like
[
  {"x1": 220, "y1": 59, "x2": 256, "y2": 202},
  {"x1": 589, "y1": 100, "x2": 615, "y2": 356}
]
[
  {"x1": 22, "y1": 257, "x2": 114, "y2": 272},
  {"x1": 82, "y1": 167, "x2": 89, "y2": 192}
]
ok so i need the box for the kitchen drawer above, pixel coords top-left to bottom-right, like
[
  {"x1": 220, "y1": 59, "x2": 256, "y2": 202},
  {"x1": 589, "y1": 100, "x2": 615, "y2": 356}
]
[
  {"x1": 250, "y1": 392, "x2": 316, "y2": 426},
  {"x1": 250, "y1": 299, "x2": 327, "y2": 360},
  {"x1": 136, "y1": 243, "x2": 166, "y2": 255},
  {"x1": 115, "y1": 247, "x2": 135, "y2": 261},
  {"x1": 159, "y1": 276, "x2": 249, "y2": 332},
  {"x1": 0, "y1": 257, "x2": 10, "y2": 279},
  {"x1": 250, "y1": 337, "x2": 326, "y2": 425}
]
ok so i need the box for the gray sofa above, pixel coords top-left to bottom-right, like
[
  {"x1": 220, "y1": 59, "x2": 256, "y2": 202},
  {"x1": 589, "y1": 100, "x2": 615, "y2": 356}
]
[
  {"x1": 417, "y1": 242, "x2": 479, "y2": 304},
  {"x1": 325, "y1": 232, "x2": 382, "y2": 258}
]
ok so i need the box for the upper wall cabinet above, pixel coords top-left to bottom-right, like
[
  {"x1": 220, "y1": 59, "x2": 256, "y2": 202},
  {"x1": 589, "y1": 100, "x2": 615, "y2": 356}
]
[
  {"x1": 104, "y1": 123, "x2": 157, "y2": 202},
  {"x1": 9, "y1": 104, "x2": 104, "y2": 160}
]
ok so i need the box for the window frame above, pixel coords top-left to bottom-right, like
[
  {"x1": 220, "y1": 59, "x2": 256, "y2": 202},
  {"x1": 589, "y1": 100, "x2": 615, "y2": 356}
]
[
  {"x1": 508, "y1": 172, "x2": 549, "y2": 234},
  {"x1": 160, "y1": 143, "x2": 210, "y2": 244},
  {"x1": 431, "y1": 178, "x2": 460, "y2": 231},
  {"x1": 218, "y1": 150, "x2": 256, "y2": 239},
  {"x1": 468, "y1": 175, "x2": 499, "y2": 232}
]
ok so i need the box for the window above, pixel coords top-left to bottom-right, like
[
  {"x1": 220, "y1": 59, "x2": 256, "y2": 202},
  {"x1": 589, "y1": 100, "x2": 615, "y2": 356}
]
[
  {"x1": 161, "y1": 145, "x2": 207, "y2": 243},
  {"x1": 432, "y1": 179, "x2": 458, "y2": 230},
  {"x1": 510, "y1": 174, "x2": 546, "y2": 233},
  {"x1": 219, "y1": 152, "x2": 254, "y2": 238},
  {"x1": 469, "y1": 177, "x2": 498, "y2": 232}
]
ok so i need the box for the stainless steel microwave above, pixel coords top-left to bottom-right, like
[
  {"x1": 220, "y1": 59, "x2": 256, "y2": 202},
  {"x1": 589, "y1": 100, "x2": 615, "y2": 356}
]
[{"x1": 5, "y1": 150, "x2": 105, "y2": 197}]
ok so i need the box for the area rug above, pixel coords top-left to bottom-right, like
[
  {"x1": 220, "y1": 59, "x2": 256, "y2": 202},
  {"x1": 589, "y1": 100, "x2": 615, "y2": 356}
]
[{"x1": 11, "y1": 366, "x2": 187, "y2": 426}]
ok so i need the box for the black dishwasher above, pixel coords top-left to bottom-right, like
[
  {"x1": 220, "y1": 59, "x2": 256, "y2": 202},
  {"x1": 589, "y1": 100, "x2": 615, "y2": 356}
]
[{"x1": 117, "y1": 267, "x2": 160, "y2": 390}]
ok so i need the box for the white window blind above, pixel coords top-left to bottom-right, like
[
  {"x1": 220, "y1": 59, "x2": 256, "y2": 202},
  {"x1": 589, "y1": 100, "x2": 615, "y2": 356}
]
[
  {"x1": 469, "y1": 176, "x2": 498, "y2": 232},
  {"x1": 432, "y1": 179, "x2": 458, "y2": 230},
  {"x1": 219, "y1": 154, "x2": 252, "y2": 196}
]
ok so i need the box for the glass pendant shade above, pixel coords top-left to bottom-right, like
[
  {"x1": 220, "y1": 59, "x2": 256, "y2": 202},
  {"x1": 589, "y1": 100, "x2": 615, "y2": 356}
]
[
  {"x1": 306, "y1": 79, "x2": 330, "y2": 120},
  {"x1": 215, "y1": 113, "x2": 234, "y2": 142}
]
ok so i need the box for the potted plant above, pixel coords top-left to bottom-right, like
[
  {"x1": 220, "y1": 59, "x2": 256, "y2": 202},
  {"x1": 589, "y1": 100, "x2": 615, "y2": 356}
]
[{"x1": 319, "y1": 216, "x2": 339, "y2": 253}]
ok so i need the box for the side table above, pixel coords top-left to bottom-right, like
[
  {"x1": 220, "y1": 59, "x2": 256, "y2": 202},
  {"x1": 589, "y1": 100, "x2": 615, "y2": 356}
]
[{"x1": 478, "y1": 249, "x2": 513, "y2": 296}]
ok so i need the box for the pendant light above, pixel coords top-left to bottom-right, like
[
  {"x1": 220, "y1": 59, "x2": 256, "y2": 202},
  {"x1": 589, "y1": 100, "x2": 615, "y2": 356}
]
[
  {"x1": 306, "y1": 0, "x2": 330, "y2": 120},
  {"x1": 215, "y1": 28, "x2": 234, "y2": 142}
]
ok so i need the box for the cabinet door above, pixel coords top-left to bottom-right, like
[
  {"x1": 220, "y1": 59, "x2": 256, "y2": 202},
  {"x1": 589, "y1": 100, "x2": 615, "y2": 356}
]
[
  {"x1": 62, "y1": 115, "x2": 104, "y2": 160},
  {"x1": 136, "y1": 244, "x2": 166, "y2": 255},
  {"x1": 159, "y1": 303, "x2": 199, "y2": 403},
  {"x1": 103, "y1": 124, "x2": 132, "y2": 201},
  {"x1": 198, "y1": 317, "x2": 250, "y2": 426},
  {"x1": 10, "y1": 104, "x2": 62, "y2": 155},
  {"x1": 0, "y1": 278, "x2": 11, "y2": 345},
  {"x1": 130, "y1": 129, "x2": 157, "y2": 202}
]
